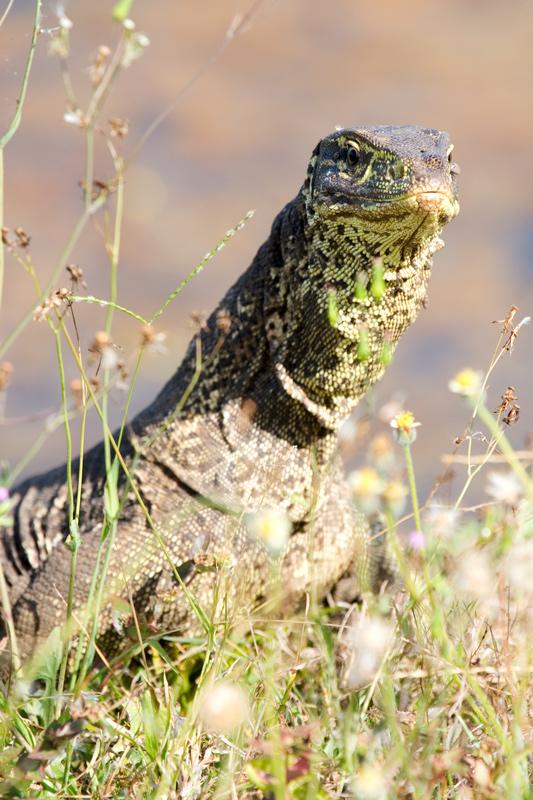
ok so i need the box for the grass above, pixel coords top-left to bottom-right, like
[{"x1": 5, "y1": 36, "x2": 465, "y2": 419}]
[{"x1": 0, "y1": 6, "x2": 531, "y2": 799}]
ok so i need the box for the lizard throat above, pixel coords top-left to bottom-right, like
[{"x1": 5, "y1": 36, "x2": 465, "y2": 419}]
[{"x1": 271, "y1": 211, "x2": 444, "y2": 430}]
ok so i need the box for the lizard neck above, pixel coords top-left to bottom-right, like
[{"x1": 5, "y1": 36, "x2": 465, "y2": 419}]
[
  {"x1": 136, "y1": 194, "x2": 445, "y2": 513},
  {"x1": 143, "y1": 193, "x2": 444, "y2": 451}
]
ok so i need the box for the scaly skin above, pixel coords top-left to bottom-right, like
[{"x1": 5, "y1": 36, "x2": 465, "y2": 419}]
[{"x1": 1, "y1": 125, "x2": 459, "y2": 673}]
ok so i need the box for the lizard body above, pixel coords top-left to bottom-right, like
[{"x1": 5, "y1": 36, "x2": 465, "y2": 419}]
[{"x1": 1, "y1": 125, "x2": 459, "y2": 670}]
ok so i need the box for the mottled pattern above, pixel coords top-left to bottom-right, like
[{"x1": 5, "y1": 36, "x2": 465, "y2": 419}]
[{"x1": 1, "y1": 126, "x2": 459, "y2": 671}]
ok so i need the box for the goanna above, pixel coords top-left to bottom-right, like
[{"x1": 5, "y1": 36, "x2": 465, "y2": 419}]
[{"x1": 1, "y1": 125, "x2": 459, "y2": 671}]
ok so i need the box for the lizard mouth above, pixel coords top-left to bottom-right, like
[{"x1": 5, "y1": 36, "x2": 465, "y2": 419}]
[
  {"x1": 410, "y1": 190, "x2": 458, "y2": 221},
  {"x1": 316, "y1": 189, "x2": 459, "y2": 222}
]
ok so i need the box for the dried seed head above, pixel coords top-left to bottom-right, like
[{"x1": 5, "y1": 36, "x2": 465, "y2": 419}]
[
  {"x1": 216, "y1": 308, "x2": 232, "y2": 334},
  {"x1": 89, "y1": 45, "x2": 111, "y2": 86},
  {"x1": 89, "y1": 331, "x2": 119, "y2": 370},
  {"x1": 190, "y1": 310, "x2": 208, "y2": 332},
  {"x1": 33, "y1": 289, "x2": 72, "y2": 322},
  {"x1": 66, "y1": 264, "x2": 86, "y2": 287},
  {"x1": 70, "y1": 378, "x2": 84, "y2": 409},
  {"x1": 109, "y1": 118, "x2": 129, "y2": 139},
  {"x1": 14, "y1": 228, "x2": 30, "y2": 248},
  {"x1": 140, "y1": 325, "x2": 167, "y2": 353}
]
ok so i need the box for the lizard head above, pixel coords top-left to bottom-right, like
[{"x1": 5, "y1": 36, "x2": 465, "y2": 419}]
[
  {"x1": 303, "y1": 125, "x2": 459, "y2": 258},
  {"x1": 268, "y1": 126, "x2": 460, "y2": 427}
]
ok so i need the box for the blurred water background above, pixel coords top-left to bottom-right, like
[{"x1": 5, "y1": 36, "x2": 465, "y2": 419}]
[{"x1": 1, "y1": 0, "x2": 532, "y2": 498}]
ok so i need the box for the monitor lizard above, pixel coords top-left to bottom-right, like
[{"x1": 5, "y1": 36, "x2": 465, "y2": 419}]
[{"x1": 0, "y1": 125, "x2": 459, "y2": 670}]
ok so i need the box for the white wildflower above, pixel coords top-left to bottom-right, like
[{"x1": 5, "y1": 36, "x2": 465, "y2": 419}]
[
  {"x1": 352, "y1": 763, "x2": 389, "y2": 800},
  {"x1": 245, "y1": 508, "x2": 291, "y2": 557},
  {"x1": 58, "y1": 14, "x2": 73, "y2": 30},
  {"x1": 121, "y1": 30, "x2": 150, "y2": 68},
  {"x1": 453, "y1": 549, "x2": 498, "y2": 617},
  {"x1": 448, "y1": 368, "x2": 483, "y2": 397},
  {"x1": 198, "y1": 681, "x2": 249, "y2": 734},
  {"x1": 485, "y1": 471, "x2": 523, "y2": 505},
  {"x1": 63, "y1": 109, "x2": 85, "y2": 127},
  {"x1": 424, "y1": 504, "x2": 459, "y2": 541},
  {"x1": 503, "y1": 539, "x2": 533, "y2": 596},
  {"x1": 390, "y1": 409, "x2": 421, "y2": 445},
  {"x1": 344, "y1": 614, "x2": 395, "y2": 689}
]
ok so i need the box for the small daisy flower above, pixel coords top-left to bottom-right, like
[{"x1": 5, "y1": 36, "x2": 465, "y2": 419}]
[
  {"x1": 0, "y1": 486, "x2": 9, "y2": 503},
  {"x1": 347, "y1": 467, "x2": 385, "y2": 514},
  {"x1": 448, "y1": 368, "x2": 483, "y2": 397},
  {"x1": 390, "y1": 410, "x2": 421, "y2": 445},
  {"x1": 485, "y1": 470, "x2": 523, "y2": 506},
  {"x1": 198, "y1": 681, "x2": 249, "y2": 734},
  {"x1": 245, "y1": 508, "x2": 292, "y2": 557}
]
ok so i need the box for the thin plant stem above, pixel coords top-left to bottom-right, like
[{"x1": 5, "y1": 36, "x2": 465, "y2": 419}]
[
  {"x1": 53, "y1": 326, "x2": 76, "y2": 706},
  {"x1": 149, "y1": 210, "x2": 254, "y2": 325},
  {"x1": 404, "y1": 442, "x2": 422, "y2": 532},
  {"x1": 0, "y1": 0, "x2": 42, "y2": 311},
  {"x1": 84, "y1": 127, "x2": 94, "y2": 212},
  {"x1": 76, "y1": 161, "x2": 124, "y2": 684},
  {"x1": 0, "y1": 0, "x2": 15, "y2": 29},
  {"x1": 0, "y1": 147, "x2": 4, "y2": 314},
  {"x1": 70, "y1": 295, "x2": 148, "y2": 324},
  {"x1": 0, "y1": 559, "x2": 20, "y2": 676},
  {"x1": 0, "y1": 0, "x2": 42, "y2": 149}
]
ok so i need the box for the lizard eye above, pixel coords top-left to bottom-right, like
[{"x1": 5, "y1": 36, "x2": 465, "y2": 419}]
[
  {"x1": 447, "y1": 145, "x2": 454, "y2": 164},
  {"x1": 346, "y1": 144, "x2": 360, "y2": 167}
]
